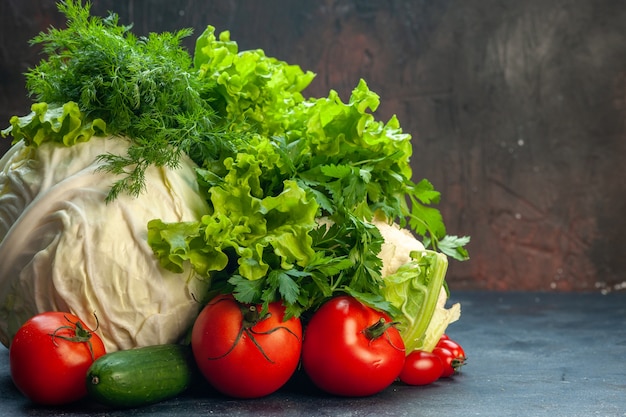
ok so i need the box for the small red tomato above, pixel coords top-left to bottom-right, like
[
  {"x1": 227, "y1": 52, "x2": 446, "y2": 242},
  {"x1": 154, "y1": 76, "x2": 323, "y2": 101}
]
[
  {"x1": 437, "y1": 338, "x2": 466, "y2": 360},
  {"x1": 433, "y1": 345, "x2": 466, "y2": 377},
  {"x1": 399, "y1": 350, "x2": 444, "y2": 386},
  {"x1": 191, "y1": 294, "x2": 302, "y2": 398},
  {"x1": 9, "y1": 312, "x2": 106, "y2": 405},
  {"x1": 302, "y1": 295, "x2": 406, "y2": 397}
]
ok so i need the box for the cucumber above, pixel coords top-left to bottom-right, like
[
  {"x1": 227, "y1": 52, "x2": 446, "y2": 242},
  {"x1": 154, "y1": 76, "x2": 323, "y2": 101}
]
[{"x1": 86, "y1": 344, "x2": 195, "y2": 408}]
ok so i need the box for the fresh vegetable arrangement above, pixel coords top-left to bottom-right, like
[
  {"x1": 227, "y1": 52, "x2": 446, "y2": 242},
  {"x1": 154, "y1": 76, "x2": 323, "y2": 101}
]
[{"x1": 0, "y1": 0, "x2": 470, "y2": 407}]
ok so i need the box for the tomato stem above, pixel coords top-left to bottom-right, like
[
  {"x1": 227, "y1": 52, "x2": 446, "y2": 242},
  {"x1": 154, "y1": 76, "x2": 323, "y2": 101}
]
[
  {"x1": 48, "y1": 312, "x2": 100, "y2": 360},
  {"x1": 362, "y1": 318, "x2": 400, "y2": 341},
  {"x1": 451, "y1": 356, "x2": 467, "y2": 373},
  {"x1": 206, "y1": 301, "x2": 300, "y2": 364},
  {"x1": 242, "y1": 305, "x2": 268, "y2": 328}
]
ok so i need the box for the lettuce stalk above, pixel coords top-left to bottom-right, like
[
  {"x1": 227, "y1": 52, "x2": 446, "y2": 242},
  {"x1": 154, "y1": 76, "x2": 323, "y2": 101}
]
[{"x1": 382, "y1": 250, "x2": 458, "y2": 353}]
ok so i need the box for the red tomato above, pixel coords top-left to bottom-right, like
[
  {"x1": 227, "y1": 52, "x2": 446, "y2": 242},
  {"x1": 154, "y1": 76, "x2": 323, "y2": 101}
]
[
  {"x1": 301, "y1": 295, "x2": 406, "y2": 397},
  {"x1": 437, "y1": 338, "x2": 466, "y2": 360},
  {"x1": 9, "y1": 312, "x2": 106, "y2": 405},
  {"x1": 399, "y1": 350, "x2": 444, "y2": 386},
  {"x1": 433, "y1": 345, "x2": 466, "y2": 377},
  {"x1": 191, "y1": 294, "x2": 302, "y2": 398}
]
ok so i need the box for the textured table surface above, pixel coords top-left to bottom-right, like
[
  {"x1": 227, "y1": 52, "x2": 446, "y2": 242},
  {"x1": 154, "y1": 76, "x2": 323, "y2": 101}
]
[{"x1": 1, "y1": 291, "x2": 625, "y2": 417}]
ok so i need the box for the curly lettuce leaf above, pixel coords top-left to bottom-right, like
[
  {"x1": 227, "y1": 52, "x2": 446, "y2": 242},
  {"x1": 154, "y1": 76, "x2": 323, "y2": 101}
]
[
  {"x1": 194, "y1": 26, "x2": 315, "y2": 135},
  {"x1": 1, "y1": 101, "x2": 106, "y2": 147},
  {"x1": 148, "y1": 134, "x2": 319, "y2": 287},
  {"x1": 147, "y1": 220, "x2": 215, "y2": 275},
  {"x1": 287, "y1": 81, "x2": 414, "y2": 223}
]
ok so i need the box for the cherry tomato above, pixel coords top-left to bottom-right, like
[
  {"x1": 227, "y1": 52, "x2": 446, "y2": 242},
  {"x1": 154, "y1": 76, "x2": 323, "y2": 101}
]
[
  {"x1": 9, "y1": 312, "x2": 106, "y2": 405},
  {"x1": 438, "y1": 333, "x2": 450, "y2": 341},
  {"x1": 437, "y1": 338, "x2": 466, "y2": 360},
  {"x1": 191, "y1": 294, "x2": 302, "y2": 398},
  {"x1": 301, "y1": 295, "x2": 406, "y2": 397},
  {"x1": 399, "y1": 350, "x2": 444, "y2": 386},
  {"x1": 433, "y1": 345, "x2": 466, "y2": 377}
]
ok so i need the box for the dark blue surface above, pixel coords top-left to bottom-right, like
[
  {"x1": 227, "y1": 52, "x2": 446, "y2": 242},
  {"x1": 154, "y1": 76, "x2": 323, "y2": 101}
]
[{"x1": 1, "y1": 291, "x2": 625, "y2": 416}]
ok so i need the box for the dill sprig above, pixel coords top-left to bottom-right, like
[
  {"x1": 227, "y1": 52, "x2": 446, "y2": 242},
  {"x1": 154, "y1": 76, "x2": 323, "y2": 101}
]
[{"x1": 25, "y1": 0, "x2": 239, "y2": 200}]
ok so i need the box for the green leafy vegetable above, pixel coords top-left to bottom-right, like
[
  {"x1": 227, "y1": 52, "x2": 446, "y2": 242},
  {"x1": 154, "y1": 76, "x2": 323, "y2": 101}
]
[
  {"x1": 1, "y1": 101, "x2": 105, "y2": 147},
  {"x1": 194, "y1": 26, "x2": 316, "y2": 136},
  {"x1": 433, "y1": 234, "x2": 471, "y2": 262},
  {"x1": 381, "y1": 250, "x2": 452, "y2": 353},
  {"x1": 2, "y1": 0, "x2": 470, "y2": 321}
]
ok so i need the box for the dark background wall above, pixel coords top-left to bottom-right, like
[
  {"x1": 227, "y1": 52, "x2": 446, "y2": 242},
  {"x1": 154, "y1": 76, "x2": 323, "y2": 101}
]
[{"x1": 2, "y1": 0, "x2": 625, "y2": 293}]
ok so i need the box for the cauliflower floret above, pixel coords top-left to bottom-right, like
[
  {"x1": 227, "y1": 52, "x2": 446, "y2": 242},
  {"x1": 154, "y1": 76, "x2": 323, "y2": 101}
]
[{"x1": 372, "y1": 217, "x2": 425, "y2": 277}]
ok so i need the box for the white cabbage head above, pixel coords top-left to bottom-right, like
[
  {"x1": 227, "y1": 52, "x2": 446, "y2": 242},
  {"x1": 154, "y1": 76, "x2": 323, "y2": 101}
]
[{"x1": 0, "y1": 136, "x2": 210, "y2": 352}]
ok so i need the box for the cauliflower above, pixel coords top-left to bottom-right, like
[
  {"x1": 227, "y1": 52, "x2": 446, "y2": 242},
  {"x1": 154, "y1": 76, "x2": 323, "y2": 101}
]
[
  {"x1": 372, "y1": 216, "x2": 425, "y2": 277},
  {"x1": 0, "y1": 136, "x2": 210, "y2": 352},
  {"x1": 372, "y1": 216, "x2": 460, "y2": 353}
]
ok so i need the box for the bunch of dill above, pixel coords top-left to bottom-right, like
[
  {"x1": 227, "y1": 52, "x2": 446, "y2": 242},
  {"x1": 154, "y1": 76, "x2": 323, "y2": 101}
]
[{"x1": 25, "y1": 0, "x2": 238, "y2": 200}]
